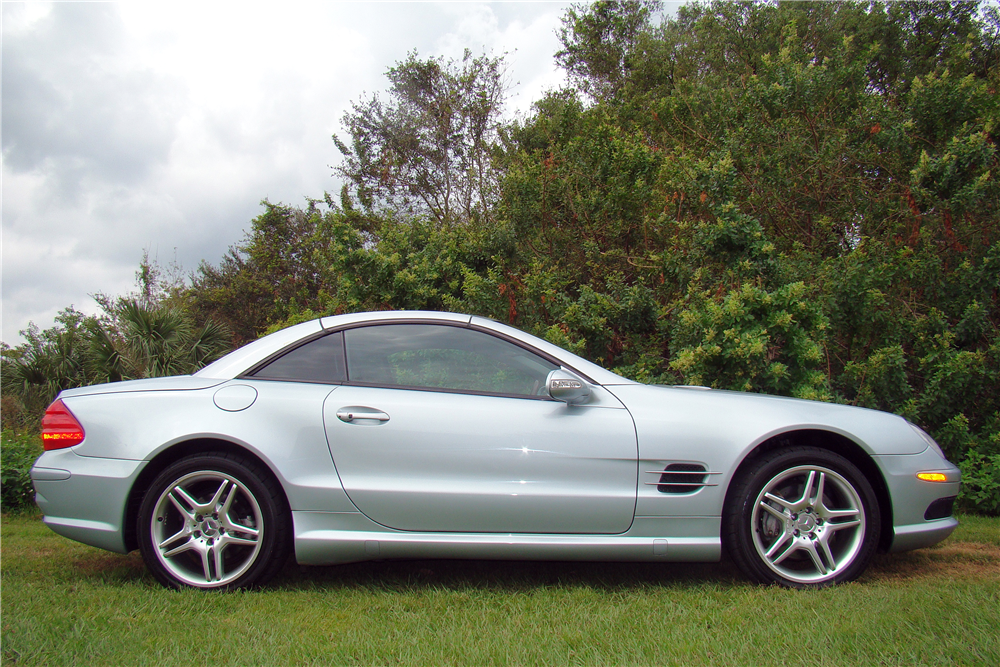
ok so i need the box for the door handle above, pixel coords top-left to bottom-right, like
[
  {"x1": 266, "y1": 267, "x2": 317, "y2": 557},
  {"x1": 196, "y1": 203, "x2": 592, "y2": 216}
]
[{"x1": 337, "y1": 408, "x2": 390, "y2": 423}]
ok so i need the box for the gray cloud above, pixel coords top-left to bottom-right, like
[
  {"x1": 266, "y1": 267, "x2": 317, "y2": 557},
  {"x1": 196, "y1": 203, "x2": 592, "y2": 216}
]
[{"x1": 3, "y1": 3, "x2": 182, "y2": 192}]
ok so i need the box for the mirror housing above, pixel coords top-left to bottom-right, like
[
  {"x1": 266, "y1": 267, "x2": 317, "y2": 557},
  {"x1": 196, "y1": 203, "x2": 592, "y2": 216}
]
[{"x1": 546, "y1": 369, "x2": 591, "y2": 405}]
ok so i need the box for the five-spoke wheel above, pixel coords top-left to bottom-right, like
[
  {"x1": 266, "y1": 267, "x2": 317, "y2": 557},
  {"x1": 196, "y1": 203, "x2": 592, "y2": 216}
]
[
  {"x1": 138, "y1": 453, "x2": 289, "y2": 590},
  {"x1": 725, "y1": 447, "x2": 880, "y2": 588}
]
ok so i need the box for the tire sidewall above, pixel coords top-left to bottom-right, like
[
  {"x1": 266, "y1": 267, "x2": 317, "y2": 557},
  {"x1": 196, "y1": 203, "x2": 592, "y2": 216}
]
[{"x1": 137, "y1": 453, "x2": 288, "y2": 591}]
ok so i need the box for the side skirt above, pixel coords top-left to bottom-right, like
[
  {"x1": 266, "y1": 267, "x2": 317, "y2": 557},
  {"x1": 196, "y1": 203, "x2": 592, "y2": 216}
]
[{"x1": 292, "y1": 511, "x2": 721, "y2": 566}]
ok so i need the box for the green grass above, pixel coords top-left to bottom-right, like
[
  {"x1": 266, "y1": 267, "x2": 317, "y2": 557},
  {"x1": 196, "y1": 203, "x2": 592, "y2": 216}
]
[{"x1": 2, "y1": 513, "x2": 998, "y2": 666}]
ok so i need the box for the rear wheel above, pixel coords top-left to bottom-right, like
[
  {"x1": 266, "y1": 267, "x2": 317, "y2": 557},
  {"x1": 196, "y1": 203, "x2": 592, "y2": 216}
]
[
  {"x1": 138, "y1": 453, "x2": 290, "y2": 590},
  {"x1": 725, "y1": 447, "x2": 880, "y2": 588}
]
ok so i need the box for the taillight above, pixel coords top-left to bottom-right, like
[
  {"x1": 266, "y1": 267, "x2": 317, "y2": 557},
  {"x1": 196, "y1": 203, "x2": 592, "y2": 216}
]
[{"x1": 41, "y1": 399, "x2": 86, "y2": 450}]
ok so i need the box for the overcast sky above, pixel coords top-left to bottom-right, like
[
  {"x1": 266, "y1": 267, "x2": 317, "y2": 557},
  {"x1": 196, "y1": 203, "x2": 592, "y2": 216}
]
[
  {"x1": 2, "y1": 2, "x2": 687, "y2": 346},
  {"x1": 1, "y1": 1, "x2": 586, "y2": 344}
]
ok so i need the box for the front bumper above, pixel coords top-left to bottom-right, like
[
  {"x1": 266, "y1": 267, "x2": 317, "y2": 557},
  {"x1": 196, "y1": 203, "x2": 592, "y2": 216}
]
[{"x1": 874, "y1": 447, "x2": 961, "y2": 553}]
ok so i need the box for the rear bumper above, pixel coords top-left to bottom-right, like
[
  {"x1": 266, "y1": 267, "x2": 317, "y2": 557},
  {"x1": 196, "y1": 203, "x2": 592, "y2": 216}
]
[{"x1": 31, "y1": 449, "x2": 145, "y2": 554}]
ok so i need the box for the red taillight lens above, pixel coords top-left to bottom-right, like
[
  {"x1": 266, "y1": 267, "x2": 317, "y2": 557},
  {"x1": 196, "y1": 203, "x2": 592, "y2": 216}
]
[{"x1": 41, "y1": 399, "x2": 86, "y2": 450}]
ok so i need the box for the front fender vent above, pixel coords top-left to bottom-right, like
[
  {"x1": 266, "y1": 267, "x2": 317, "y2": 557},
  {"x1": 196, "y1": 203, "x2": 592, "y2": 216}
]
[{"x1": 646, "y1": 463, "x2": 718, "y2": 494}]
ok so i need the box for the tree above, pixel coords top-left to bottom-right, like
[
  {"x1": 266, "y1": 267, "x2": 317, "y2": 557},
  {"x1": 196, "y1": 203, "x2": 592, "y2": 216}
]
[
  {"x1": 189, "y1": 201, "x2": 324, "y2": 344},
  {"x1": 88, "y1": 299, "x2": 231, "y2": 383},
  {"x1": 555, "y1": 0, "x2": 663, "y2": 102},
  {"x1": 1, "y1": 309, "x2": 98, "y2": 426},
  {"x1": 334, "y1": 50, "x2": 508, "y2": 227},
  {"x1": 11, "y1": 0, "x2": 999, "y2": 511}
]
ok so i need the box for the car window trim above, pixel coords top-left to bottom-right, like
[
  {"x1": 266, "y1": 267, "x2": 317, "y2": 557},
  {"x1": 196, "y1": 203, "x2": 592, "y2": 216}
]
[
  {"x1": 242, "y1": 374, "x2": 556, "y2": 401},
  {"x1": 242, "y1": 376, "x2": 346, "y2": 387}
]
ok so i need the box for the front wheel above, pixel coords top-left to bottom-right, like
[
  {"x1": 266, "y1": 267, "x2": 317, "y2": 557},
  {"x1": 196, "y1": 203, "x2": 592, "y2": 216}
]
[
  {"x1": 724, "y1": 447, "x2": 880, "y2": 588},
  {"x1": 138, "y1": 453, "x2": 290, "y2": 590}
]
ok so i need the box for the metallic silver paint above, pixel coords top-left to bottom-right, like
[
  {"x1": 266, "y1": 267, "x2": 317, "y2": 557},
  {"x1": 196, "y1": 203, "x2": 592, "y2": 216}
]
[
  {"x1": 32, "y1": 448, "x2": 146, "y2": 553},
  {"x1": 31, "y1": 310, "x2": 960, "y2": 581},
  {"x1": 546, "y1": 368, "x2": 592, "y2": 404},
  {"x1": 873, "y1": 447, "x2": 961, "y2": 551},
  {"x1": 322, "y1": 384, "x2": 637, "y2": 534}
]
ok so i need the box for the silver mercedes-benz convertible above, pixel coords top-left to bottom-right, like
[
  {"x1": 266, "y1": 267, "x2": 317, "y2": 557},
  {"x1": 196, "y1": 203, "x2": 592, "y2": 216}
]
[{"x1": 32, "y1": 310, "x2": 960, "y2": 590}]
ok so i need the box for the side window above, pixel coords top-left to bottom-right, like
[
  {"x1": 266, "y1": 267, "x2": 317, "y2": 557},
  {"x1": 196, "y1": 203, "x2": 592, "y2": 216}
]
[
  {"x1": 344, "y1": 324, "x2": 558, "y2": 396},
  {"x1": 250, "y1": 331, "x2": 346, "y2": 383}
]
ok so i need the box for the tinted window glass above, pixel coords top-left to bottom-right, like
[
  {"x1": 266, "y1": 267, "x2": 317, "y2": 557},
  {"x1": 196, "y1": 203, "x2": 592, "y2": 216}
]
[
  {"x1": 251, "y1": 331, "x2": 346, "y2": 383},
  {"x1": 344, "y1": 324, "x2": 557, "y2": 396}
]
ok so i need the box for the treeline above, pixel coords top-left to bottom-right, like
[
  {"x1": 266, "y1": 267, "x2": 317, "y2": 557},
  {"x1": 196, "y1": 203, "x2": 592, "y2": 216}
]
[{"x1": 3, "y1": 1, "x2": 999, "y2": 512}]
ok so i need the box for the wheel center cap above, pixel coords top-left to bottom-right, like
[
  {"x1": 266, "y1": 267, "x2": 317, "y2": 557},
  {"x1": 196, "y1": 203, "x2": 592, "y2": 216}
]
[
  {"x1": 796, "y1": 514, "x2": 817, "y2": 531},
  {"x1": 200, "y1": 518, "x2": 220, "y2": 537}
]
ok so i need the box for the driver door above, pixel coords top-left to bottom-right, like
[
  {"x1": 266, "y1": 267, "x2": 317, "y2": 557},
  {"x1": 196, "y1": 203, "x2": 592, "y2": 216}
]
[{"x1": 323, "y1": 323, "x2": 638, "y2": 534}]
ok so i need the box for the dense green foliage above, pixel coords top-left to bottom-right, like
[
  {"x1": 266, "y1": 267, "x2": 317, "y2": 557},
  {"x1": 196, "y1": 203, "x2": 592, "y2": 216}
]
[
  {"x1": 3, "y1": 1, "x2": 998, "y2": 513},
  {"x1": 0, "y1": 431, "x2": 42, "y2": 512}
]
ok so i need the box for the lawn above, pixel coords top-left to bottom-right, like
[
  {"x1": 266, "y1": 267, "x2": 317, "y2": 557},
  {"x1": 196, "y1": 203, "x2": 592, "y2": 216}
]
[{"x1": 1, "y1": 512, "x2": 997, "y2": 666}]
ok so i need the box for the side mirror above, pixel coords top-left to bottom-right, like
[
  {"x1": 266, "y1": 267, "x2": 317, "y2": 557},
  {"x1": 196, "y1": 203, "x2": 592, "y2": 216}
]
[{"x1": 546, "y1": 369, "x2": 591, "y2": 405}]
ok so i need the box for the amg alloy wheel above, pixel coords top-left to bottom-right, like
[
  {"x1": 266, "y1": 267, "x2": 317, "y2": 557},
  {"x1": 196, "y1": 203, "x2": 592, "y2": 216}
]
[
  {"x1": 138, "y1": 453, "x2": 289, "y2": 590},
  {"x1": 725, "y1": 447, "x2": 880, "y2": 588}
]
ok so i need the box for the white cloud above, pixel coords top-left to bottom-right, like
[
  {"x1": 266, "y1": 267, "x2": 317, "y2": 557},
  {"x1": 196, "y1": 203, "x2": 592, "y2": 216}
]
[{"x1": 2, "y1": 1, "x2": 573, "y2": 344}]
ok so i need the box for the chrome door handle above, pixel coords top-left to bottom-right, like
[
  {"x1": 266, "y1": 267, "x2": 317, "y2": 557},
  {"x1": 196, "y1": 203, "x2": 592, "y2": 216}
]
[{"x1": 337, "y1": 408, "x2": 390, "y2": 423}]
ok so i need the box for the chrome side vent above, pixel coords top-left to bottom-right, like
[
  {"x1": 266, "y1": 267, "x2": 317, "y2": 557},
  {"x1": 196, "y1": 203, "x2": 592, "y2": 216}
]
[
  {"x1": 657, "y1": 464, "x2": 707, "y2": 493},
  {"x1": 641, "y1": 463, "x2": 722, "y2": 494}
]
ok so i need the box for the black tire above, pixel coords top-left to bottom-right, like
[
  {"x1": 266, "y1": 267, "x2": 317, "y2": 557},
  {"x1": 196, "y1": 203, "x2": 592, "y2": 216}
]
[
  {"x1": 724, "y1": 446, "x2": 880, "y2": 588},
  {"x1": 137, "y1": 452, "x2": 290, "y2": 590}
]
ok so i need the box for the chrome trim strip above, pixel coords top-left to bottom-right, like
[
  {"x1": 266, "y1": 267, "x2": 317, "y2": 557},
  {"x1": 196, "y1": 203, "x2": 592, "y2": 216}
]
[{"x1": 643, "y1": 481, "x2": 719, "y2": 487}]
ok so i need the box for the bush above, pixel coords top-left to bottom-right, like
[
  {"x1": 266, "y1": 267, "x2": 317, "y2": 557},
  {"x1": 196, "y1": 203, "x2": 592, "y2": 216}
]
[
  {"x1": 1, "y1": 431, "x2": 42, "y2": 513},
  {"x1": 669, "y1": 281, "x2": 831, "y2": 400},
  {"x1": 958, "y1": 450, "x2": 1000, "y2": 516}
]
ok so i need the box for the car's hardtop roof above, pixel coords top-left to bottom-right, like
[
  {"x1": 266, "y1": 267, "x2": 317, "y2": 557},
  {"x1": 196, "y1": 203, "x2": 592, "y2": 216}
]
[{"x1": 196, "y1": 311, "x2": 634, "y2": 386}]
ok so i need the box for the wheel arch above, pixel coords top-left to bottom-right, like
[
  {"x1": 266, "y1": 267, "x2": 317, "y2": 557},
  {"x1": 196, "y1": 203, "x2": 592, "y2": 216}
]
[
  {"x1": 723, "y1": 428, "x2": 894, "y2": 553},
  {"x1": 122, "y1": 437, "x2": 289, "y2": 553}
]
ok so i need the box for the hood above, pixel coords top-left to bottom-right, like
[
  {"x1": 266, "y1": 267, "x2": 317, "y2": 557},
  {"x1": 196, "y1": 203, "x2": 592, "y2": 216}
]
[{"x1": 609, "y1": 383, "x2": 926, "y2": 456}]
